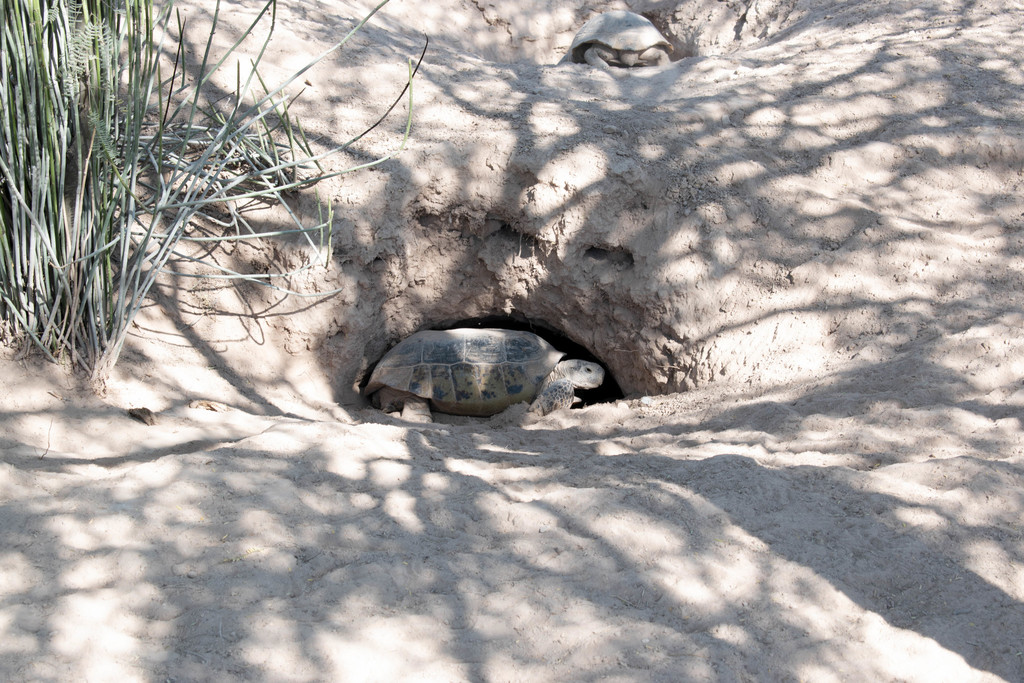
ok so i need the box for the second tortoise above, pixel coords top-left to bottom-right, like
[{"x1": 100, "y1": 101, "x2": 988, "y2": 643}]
[{"x1": 561, "y1": 11, "x2": 673, "y2": 69}]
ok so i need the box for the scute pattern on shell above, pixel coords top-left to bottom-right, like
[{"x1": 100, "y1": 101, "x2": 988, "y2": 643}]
[
  {"x1": 565, "y1": 10, "x2": 672, "y2": 64},
  {"x1": 366, "y1": 328, "x2": 565, "y2": 416}
]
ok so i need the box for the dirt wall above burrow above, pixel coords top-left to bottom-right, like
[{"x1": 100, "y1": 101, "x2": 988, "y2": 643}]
[{"x1": 161, "y1": 0, "x2": 1024, "y2": 409}]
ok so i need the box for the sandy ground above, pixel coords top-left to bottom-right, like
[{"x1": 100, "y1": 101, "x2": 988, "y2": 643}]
[{"x1": 3, "y1": 0, "x2": 1024, "y2": 681}]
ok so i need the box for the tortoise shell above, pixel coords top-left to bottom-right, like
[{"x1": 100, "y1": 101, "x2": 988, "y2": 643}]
[
  {"x1": 564, "y1": 11, "x2": 672, "y2": 64},
  {"x1": 365, "y1": 328, "x2": 565, "y2": 416}
]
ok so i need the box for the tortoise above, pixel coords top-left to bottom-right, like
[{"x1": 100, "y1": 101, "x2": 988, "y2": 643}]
[
  {"x1": 364, "y1": 328, "x2": 605, "y2": 422},
  {"x1": 560, "y1": 11, "x2": 672, "y2": 69}
]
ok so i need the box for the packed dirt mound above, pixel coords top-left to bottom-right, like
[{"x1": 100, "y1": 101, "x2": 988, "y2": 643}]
[
  {"x1": 2, "y1": 0, "x2": 1022, "y2": 680},
  {"x1": 141, "y1": 0, "x2": 1024, "y2": 410}
]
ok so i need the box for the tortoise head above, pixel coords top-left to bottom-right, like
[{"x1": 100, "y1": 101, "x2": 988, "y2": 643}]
[
  {"x1": 555, "y1": 359, "x2": 605, "y2": 389},
  {"x1": 618, "y1": 49, "x2": 641, "y2": 67}
]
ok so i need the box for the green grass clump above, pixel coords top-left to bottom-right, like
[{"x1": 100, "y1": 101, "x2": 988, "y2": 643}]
[{"x1": 0, "y1": 0, "x2": 418, "y2": 380}]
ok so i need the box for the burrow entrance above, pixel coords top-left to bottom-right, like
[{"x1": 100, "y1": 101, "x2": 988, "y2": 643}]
[
  {"x1": 416, "y1": 1, "x2": 799, "y2": 66},
  {"x1": 360, "y1": 314, "x2": 624, "y2": 411}
]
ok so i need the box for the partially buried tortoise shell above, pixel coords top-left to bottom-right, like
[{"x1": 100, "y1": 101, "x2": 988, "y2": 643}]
[{"x1": 561, "y1": 10, "x2": 672, "y2": 68}]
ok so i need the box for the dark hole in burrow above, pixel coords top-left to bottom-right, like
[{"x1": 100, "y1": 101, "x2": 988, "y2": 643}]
[{"x1": 361, "y1": 314, "x2": 624, "y2": 410}]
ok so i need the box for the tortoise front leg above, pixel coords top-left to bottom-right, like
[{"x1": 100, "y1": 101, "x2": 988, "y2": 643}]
[
  {"x1": 583, "y1": 45, "x2": 618, "y2": 69},
  {"x1": 638, "y1": 46, "x2": 671, "y2": 66},
  {"x1": 528, "y1": 378, "x2": 577, "y2": 416},
  {"x1": 401, "y1": 397, "x2": 433, "y2": 423},
  {"x1": 375, "y1": 387, "x2": 433, "y2": 422}
]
